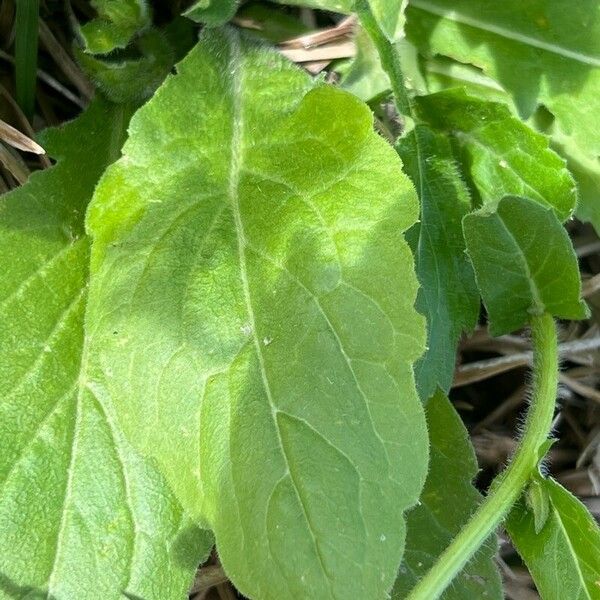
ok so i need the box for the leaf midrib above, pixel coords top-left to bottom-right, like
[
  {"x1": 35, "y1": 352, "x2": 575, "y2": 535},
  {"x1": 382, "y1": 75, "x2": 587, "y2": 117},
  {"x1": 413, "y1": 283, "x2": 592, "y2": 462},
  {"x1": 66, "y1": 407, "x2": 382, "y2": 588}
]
[
  {"x1": 224, "y1": 28, "x2": 335, "y2": 593},
  {"x1": 409, "y1": 0, "x2": 600, "y2": 67}
]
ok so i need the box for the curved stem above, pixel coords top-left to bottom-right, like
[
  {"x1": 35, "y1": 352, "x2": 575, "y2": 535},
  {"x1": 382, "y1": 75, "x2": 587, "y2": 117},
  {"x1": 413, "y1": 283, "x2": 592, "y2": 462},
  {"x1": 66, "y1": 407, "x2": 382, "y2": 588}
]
[{"x1": 407, "y1": 313, "x2": 559, "y2": 600}]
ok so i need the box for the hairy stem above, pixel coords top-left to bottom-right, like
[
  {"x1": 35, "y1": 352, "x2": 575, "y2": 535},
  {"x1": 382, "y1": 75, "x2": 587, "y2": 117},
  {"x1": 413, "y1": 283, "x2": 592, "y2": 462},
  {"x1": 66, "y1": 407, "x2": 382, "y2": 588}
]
[
  {"x1": 355, "y1": 0, "x2": 412, "y2": 118},
  {"x1": 407, "y1": 313, "x2": 559, "y2": 599}
]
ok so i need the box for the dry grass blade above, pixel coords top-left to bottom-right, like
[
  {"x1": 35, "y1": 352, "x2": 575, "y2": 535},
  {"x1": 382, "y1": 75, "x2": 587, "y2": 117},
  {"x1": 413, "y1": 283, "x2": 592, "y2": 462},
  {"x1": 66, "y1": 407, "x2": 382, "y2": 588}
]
[
  {"x1": 0, "y1": 143, "x2": 30, "y2": 184},
  {"x1": 0, "y1": 118, "x2": 44, "y2": 154},
  {"x1": 454, "y1": 336, "x2": 600, "y2": 387},
  {"x1": 279, "y1": 40, "x2": 356, "y2": 63},
  {"x1": 280, "y1": 16, "x2": 356, "y2": 49},
  {"x1": 38, "y1": 20, "x2": 94, "y2": 100}
]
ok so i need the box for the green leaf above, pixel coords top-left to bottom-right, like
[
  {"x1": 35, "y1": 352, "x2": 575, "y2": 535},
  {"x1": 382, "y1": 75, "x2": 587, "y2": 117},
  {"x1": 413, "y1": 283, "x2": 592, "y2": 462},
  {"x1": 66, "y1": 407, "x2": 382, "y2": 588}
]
[
  {"x1": 507, "y1": 478, "x2": 600, "y2": 600},
  {"x1": 86, "y1": 28, "x2": 428, "y2": 599},
  {"x1": 340, "y1": 26, "x2": 391, "y2": 102},
  {"x1": 183, "y1": 0, "x2": 239, "y2": 25},
  {"x1": 549, "y1": 127, "x2": 600, "y2": 236},
  {"x1": 79, "y1": 0, "x2": 151, "y2": 54},
  {"x1": 423, "y1": 57, "x2": 515, "y2": 107},
  {"x1": 398, "y1": 126, "x2": 479, "y2": 399},
  {"x1": 525, "y1": 477, "x2": 551, "y2": 534},
  {"x1": 394, "y1": 392, "x2": 502, "y2": 599},
  {"x1": 463, "y1": 195, "x2": 587, "y2": 335},
  {"x1": 0, "y1": 99, "x2": 211, "y2": 600},
  {"x1": 76, "y1": 30, "x2": 174, "y2": 102},
  {"x1": 414, "y1": 88, "x2": 577, "y2": 221},
  {"x1": 272, "y1": 0, "x2": 353, "y2": 12},
  {"x1": 405, "y1": 0, "x2": 600, "y2": 159}
]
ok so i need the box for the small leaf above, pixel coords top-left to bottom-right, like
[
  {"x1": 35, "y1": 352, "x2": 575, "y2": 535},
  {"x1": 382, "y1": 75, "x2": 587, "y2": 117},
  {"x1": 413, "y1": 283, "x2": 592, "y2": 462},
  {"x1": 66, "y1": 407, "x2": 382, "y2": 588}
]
[
  {"x1": 183, "y1": 0, "x2": 239, "y2": 25},
  {"x1": 76, "y1": 30, "x2": 174, "y2": 102},
  {"x1": 525, "y1": 477, "x2": 551, "y2": 534},
  {"x1": 86, "y1": 28, "x2": 428, "y2": 599},
  {"x1": 0, "y1": 99, "x2": 211, "y2": 599},
  {"x1": 398, "y1": 126, "x2": 479, "y2": 398},
  {"x1": 463, "y1": 195, "x2": 587, "y2": 335},
  {"x1": 79, "y1": 0, "x2": 151, "y2": 54},
  {"x1": 507, "y1": 478, "x2": 600, "y2": 600},
  {"x1": 414, "y1": 88, "x2": 577, "y2": 221},
  {"x1": 406, "y1": 0, "x2": 600, "y2": 159},
  {"x1": 394, "y1": 392, "x2": 502, "y2": 599}
]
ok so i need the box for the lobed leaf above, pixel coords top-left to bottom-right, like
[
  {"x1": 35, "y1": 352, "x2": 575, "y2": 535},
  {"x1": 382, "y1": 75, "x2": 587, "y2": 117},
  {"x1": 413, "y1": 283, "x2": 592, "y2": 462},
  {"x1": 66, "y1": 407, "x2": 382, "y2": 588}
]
[
  {"x1": 507, "y1": 477, "x2": 600, "y2": 600},
  {"x1": 394, "y1": 392, "x2": 502, "y2": 600},
  {"x1": 414, "y1": 89, "x2": 577, "y2": 221},
  {"x1": 0, "y1": 99, "x2": 211, "y2": 599},
  {"x1": 398, "y1": 126, "x2": 479, "y2": 399},
  {"x1": 405, "y1": 0, "x2": 600, "y2": 160},
  {"x1": 463, "y1": 196, "x2": 587, "y2": 336},
  {"x1": 85, "y1": 27, "x2": 428, "y2": 600}
]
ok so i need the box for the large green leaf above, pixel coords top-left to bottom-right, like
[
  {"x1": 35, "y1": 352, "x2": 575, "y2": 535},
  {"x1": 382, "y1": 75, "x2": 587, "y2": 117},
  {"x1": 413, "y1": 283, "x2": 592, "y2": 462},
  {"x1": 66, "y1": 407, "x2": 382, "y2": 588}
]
[
  {"x1": 0, "y1": 99, "x2": 211, "y2": 600},
  {"x1": 394, "y1": 392, "x2": 502, "y2": 599},
  {"x1": 86, "y1": 28, "x2": 428, "y2": 600},
  {"x1": 507, "y1": 478, "x2": 600, "y2": 600},
  {"x1": 79, "y1": 0, "x2": 151, "y2": 54},
  {"x1": 398, "y1": 126, "x2": 479, "y2": 399},
  {"x1": 463, "y1": 195, "x2": 587, "y2": 335},
  {"x1": 406, "y1": 0, "x2": 600, "y2": 160},
  {"x1": 414, "y1": 89, "x2": 577, "y2": 221}
]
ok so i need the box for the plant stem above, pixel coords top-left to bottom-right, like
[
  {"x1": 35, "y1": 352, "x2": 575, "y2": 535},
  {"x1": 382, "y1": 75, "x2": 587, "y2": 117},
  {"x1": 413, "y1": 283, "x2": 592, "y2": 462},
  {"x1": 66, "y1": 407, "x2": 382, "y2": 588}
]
[
  {"x1": 407, "y1": 313, "x2": 559, "y2": 599},
  {"x1": 355, "y1": 0, "x2": 412, "y2": 118}
]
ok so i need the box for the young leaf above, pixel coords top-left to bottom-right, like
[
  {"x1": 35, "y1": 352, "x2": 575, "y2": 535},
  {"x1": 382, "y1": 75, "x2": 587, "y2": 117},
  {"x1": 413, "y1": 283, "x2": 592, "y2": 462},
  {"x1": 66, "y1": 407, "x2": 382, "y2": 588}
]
[
  {"x1": 414, "y1": 89, "x2": 577, "y2": 221},
  {"x1": 0, "y1": 99, "x2": 211, "y2": 599},
  {"x1": 85, "y1": 28, "x2": 428, "y2": 600},
  {"x1": 405, "y1": 0, "x2": 600, "y2": 159},
  {"x1": 184, "y1": 0, "x2": 239, "y2": 25},
  {"x1": 394, "y1": 392, "x2": 502, "y2": 600},
  {"x1": 76, "y1": 30, "x2": 174, "y2": 102},
  {"x1": 398, "y1": 126, "x2": 479, "y2": 399},
  {"x1": 463, "y1": 195, "x2": 587, "y2": 335},
  {"x1": 79, "y1": 0, "x2": 151, "y2": 54},
  {"x1": 507, "y1": 478, "x2": 600, "y2": 600}
]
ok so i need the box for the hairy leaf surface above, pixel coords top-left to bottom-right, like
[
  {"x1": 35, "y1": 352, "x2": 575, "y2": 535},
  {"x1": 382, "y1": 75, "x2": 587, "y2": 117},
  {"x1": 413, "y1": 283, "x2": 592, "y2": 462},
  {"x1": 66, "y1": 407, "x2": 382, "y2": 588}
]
[
  {"x1": 398, "y1": 127, "x2": 478, "y2": 399},
  {"x1": 406, "y1": 0, "x2": 600, "y2": 159},
  {"x1": 507, "y1": 478, "x2": 600, "y2": 600},
  {"x1": 414, "y1": 89, "x2": 577, "y2": 221},
  {"x1": 86, "y1": 28, "x2": 428, "y2": 600},
  {"x1": 463, "y1": 196, "x2": 587, "y2": 335},
  {"x1": 79, "y1": 0, "x2": 150, "y2": 54},
  {"x1": 0, "y1": 99, "x2": 210, "y2": 599},
  {"x1": 394, "y1": 392, "x2": 502, "y2": 599}
]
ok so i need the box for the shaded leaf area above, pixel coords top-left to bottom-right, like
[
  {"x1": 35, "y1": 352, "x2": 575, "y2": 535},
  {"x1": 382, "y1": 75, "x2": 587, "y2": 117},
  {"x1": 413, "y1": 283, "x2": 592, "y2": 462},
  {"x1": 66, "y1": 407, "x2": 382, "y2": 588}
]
[
  {"x1": 398, "y1": 126, "x2": 478, "y2": 399},
  {"x1": 76, "y1": 29, "x2": 175, "y2": 103},
  {"x1": 507, "y1": 477, "x2": 600, "y2": 600},
  {"x1": 0, "y1": 98, "x2": 211, "y2": 600},
  {"x1": 414, "y1": 88, "x2": 577, "y2": 221},
  {"x1": 463, "y1": 196, "x2": 588, "y2": 336},
  {"x1": 405, "y1": 0, "x2": 600, "y2": 159},
  {"x1": 86, "y1": 27, "x2": 428, "y2": 600},
  {"x1": 394, "y1": 392, "x2": 502, "y2": 600},
  {"x1": 184, "y1": 0, "x2": 240, "y2": 26},
  {"x1": 78, "y1": 0, "x2": 151, "y2": 54}
]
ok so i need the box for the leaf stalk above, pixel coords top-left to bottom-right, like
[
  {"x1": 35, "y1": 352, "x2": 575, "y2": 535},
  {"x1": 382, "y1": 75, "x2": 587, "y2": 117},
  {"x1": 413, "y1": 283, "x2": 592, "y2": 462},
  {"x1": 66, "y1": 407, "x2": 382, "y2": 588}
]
[{"x1": 406, "y1": 313, "x2": 559, "y2": 599}]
